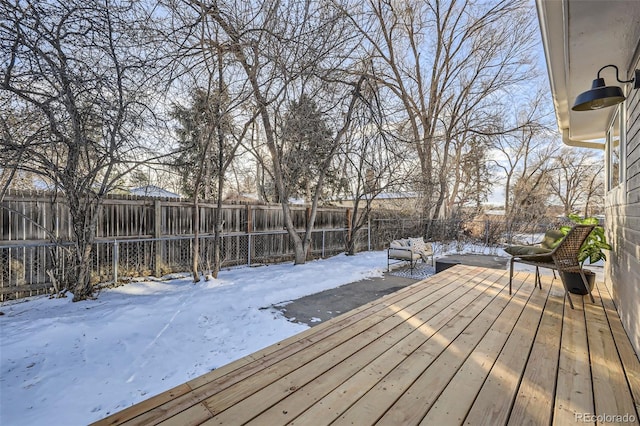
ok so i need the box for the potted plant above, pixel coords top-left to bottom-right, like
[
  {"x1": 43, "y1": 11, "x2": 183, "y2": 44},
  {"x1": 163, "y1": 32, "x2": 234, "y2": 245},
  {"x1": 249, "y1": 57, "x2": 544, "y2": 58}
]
[{"x1": 559, "y1": 214, "x2": 612, "y2": 294}]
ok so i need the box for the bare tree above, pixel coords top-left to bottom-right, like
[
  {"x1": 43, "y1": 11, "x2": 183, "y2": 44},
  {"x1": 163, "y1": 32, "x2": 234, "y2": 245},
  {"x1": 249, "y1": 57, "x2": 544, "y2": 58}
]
[
  {"x1": 0, "y1": 96, "x2": 48, "y2": 197},
  {"x1": 495, "y1": 122, "x2": 557, "y2": 228},
  {"x1": 337, "y1": 74, "x2": 416, "y2": 254},
  {"x1": 164, "y1": 0, "x2": 266, "y2": 280},
  {"x1": 489, "y1": 89, "x2": 557, "y2": 222},
  {"x1": 1, "y1": 1, "x2": 166, "y2": 300},
  {"x1": 445, "y1": 133, "x2": 495, "y2": 217},
  {"x1": 549, "y1": 147, "x2": 604, "y2": 217},
  {"x1": 582, "y1": 168, "x2": 604, "y2": 218},
  {"x1": 492, "y1": 129, "x2": 556, "y2": 215},
  {"x1": 342, "y1": 0, "x2": 537, "y2": 226},
  {"x1": 202, "y1": 0, "x2": 367, "y2": 264},
  {"x1": 510, "y1": 166, "x2": 553, "y2": 225}
]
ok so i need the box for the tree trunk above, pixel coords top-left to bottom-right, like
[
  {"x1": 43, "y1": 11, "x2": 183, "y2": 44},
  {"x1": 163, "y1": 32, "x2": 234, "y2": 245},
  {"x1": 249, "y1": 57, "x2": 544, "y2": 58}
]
[
  {"x1": 73, "y1": 242, "x2": 94, "y2": 301},
  {"x1": 212, "y1": 173, "x2": 224, "y2": 278},
  {"x1": 68, "y1": 194, "x2": 101, "y2": 301},
  {"x1": 503, "y1": 175, "x2": 510, "y2": 213},
  {"x1": 294, "y1": 240, "x2": 308, "y2": 264},
  {"x1": 212, "y1": 222, "x2": 221, "y2": 278},
  {"x1": 446, "y1": 145, "x2": 463, "y2": 214}
]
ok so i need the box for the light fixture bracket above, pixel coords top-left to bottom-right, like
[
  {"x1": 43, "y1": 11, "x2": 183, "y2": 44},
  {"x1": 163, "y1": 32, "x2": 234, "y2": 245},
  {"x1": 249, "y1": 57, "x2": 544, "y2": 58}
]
[{"x1": 597, "y1": 64, "x2": 640, "y2": 88}]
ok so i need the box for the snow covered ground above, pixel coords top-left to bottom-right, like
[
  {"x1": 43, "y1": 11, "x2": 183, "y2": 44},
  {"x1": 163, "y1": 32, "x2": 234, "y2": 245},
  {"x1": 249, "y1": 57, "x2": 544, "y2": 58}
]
[
  {"x1": 0, "y1": 251, "x2": 388, "y2": 426},
  {"x1": 0, "y1": 246, "x2": 603, "y2": 425}
]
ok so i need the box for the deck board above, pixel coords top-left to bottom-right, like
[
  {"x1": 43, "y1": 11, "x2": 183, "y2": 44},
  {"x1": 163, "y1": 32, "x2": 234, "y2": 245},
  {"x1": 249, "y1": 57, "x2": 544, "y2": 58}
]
[
  {"x1": 286, "y1": 272, "x2": 521, "y2": 426},
  {"x1": 203, "y1": 268, "x2": 488, "y2": 424},
  {"x1": 507, "y1": 279, "x2": 564, "y2": 426},
  {"x1": 335, "y1": 270, "x2": 507, "y2": 426},
  {"x1": 596, "y1": 281, "x2": 640, "y2": 416},
  {"x1": 93, "y1": 265, "x2": 640, "y2": 426},
  {"x1": 463, "y1": 270, "x2": 551, "y2": 426},
  {"x1": 585, "y1": 285, "x2": 639, "y2": 423},
  {"x1": 553, "y1": 296, "x2": 594, "y2": 425},
  {"x1": 374, "y1": 272, "x2": 511, "y2": 425},
  {"x1": 419, "y1": 271, "x2": 531, "y2": 425}
]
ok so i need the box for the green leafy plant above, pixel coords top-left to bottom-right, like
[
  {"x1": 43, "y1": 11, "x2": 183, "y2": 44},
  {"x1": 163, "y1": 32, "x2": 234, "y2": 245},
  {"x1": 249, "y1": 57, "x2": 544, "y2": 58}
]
[{"x1": 560, "y1": 214, "x2": 612, "y2": 265}]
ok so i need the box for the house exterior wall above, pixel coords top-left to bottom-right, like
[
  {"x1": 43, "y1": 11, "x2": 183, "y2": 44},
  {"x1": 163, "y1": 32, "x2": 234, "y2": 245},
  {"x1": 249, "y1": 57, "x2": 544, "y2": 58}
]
[{"x1": 606, "y1": 53, "x2": 640, "y2": 355}]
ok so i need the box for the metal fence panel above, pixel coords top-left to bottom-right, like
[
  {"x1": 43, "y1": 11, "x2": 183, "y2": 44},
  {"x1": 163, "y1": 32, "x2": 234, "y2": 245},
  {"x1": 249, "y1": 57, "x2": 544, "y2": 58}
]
[{"x1": 1, "y1": 227, "x2": 363, "y2": 301}]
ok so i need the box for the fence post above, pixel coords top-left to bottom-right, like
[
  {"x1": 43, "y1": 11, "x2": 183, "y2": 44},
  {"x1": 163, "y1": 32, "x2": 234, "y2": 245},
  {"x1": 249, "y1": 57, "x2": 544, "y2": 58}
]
[
  {"x1": 368, "y1": 216, "x2": 371, "y2": 251},
  {"x1": 246, "y1": 205, "x2": 252, "y2": 267},
  {"x1": 322, "y1": 229, "x2": 326, "y2": 258},
  {"x1": 247, "y1": 233, "x2": 252, "y2": 266},
  {"x1": 113, "y1": 240, "x2": 119, "y2": 284},
  {"x1": 154, "y1": 200, "x2": 162, "y2": 276}
]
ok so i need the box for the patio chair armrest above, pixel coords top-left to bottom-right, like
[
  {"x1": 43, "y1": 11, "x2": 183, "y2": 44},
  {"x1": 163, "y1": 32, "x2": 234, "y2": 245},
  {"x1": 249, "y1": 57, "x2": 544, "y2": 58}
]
[
  {"x1": 388, "y1": 247, "x2": 415, "y2": 255},
  {"x1": 388, "y1": 247, "x2": 420, "y2": 261}
]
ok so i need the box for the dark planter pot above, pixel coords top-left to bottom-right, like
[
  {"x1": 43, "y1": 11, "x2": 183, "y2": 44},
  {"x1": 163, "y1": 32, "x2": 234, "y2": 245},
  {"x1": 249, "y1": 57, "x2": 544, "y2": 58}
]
[{"x1": 560, "y1": 270, "x2": 596, "y2": 295}]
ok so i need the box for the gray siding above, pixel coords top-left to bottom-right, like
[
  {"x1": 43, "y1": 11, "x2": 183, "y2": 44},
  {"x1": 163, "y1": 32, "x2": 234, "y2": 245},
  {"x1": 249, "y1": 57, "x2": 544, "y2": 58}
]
[{"x1": 606, "y1": 58, "x2": 640, "y2": 356}]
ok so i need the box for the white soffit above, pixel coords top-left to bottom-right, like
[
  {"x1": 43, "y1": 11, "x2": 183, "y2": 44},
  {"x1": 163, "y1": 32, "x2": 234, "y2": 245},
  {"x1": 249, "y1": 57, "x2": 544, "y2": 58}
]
[{"x1": 536, "y1": 0, "x2": 640, "y2": 146}]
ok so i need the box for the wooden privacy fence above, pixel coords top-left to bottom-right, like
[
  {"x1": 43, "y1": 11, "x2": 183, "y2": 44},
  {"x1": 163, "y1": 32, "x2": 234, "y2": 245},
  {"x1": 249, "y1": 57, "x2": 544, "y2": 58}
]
[
  {"x1": 1, "y1": 190, "x2": 350, "y2": 241},
  {"x1": 1, "y1": 191, "x2": 366, "y2": 301},
  {"x1": 1, "y1": 191, "x2": 569, "y2": 301}
]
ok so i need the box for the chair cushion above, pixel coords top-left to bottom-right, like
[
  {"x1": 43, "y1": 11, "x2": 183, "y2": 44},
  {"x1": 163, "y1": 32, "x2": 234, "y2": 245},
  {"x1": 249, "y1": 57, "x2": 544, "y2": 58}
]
[
  {"x1": 408, "y1": 237, "x2": 426, "y2": 251},
  {"x1": 390, "y1": 239, "x2": 410, "y2": 248},
  {"x1": 541, "y1": 229, "x2": 565, "y2": 250},
  {"x1": 504, "y1": 245, "x2": 553, "y2": 262},
  {"x1": 504, "y1": 245, "x2": 552, "y2": 256},
  {"x1": 408, "y1": 238, "x2": 433, "y2": 261}
]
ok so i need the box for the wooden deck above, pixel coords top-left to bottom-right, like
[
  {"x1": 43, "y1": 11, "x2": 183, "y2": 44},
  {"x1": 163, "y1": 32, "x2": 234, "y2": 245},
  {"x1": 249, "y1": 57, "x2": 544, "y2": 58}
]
[{"x1": 94, "y1": 265, "x2": 640, "y2": 426}]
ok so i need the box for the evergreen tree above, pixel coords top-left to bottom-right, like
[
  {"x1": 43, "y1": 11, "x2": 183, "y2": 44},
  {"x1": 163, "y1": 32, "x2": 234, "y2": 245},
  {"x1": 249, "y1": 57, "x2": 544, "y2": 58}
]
[
  {"x1": 280, "y1": 95, "x2": 335, "y2": 203},
  {"x1": 172, "y1": 88, "x2": 231, "y2": 200}
]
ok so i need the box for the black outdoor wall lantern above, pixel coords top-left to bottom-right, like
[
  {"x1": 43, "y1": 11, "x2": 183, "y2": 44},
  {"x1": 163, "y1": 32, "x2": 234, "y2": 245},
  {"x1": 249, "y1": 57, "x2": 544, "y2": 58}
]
[{"x1": 572, "y1": 65, "x2": 640, "y2": 111}]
